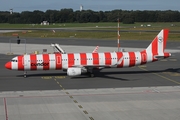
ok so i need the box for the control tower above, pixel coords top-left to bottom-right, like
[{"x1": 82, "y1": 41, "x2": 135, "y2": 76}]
[
  {"x1": 10, "y1": 9, "x2": 13, "y2": 14},
  {"x1": 80, "y1": 5, "x2": 83, "y2": 11}
]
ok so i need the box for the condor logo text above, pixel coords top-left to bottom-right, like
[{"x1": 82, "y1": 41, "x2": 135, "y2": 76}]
[{"x1": 31, "y1": 62, "x2": 49, "y2": 66}]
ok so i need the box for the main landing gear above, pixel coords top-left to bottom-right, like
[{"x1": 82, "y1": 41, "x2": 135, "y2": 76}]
[
  {"x1": 90, "y1": 73, "x2": 94, "y2": 77},
  {"x1": 87, "y1": 68, "x2": 94, "y2": 77}
]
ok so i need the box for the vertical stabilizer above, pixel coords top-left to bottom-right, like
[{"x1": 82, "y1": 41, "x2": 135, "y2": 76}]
[{"x1": 145, "y1": 29, "x2": 169, "y2": 55}]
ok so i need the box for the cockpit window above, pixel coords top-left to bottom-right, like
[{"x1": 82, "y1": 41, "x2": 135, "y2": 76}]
[{"x1": 11, "y1": 60, "x2": 17, "y2": 62}]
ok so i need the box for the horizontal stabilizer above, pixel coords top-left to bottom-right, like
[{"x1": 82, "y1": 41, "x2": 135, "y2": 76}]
[{"x1": 154, "y1": 52, "x2": 171, "y2": 59}]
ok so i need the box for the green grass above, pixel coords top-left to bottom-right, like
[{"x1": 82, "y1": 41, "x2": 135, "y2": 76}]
[
  {"x1": 0, "y1": 22, "x2": 180, "y2": 41},
  {"x1": 1, "y1": 30, "x2": 179, "y2": 41},
  {"x1": 0, "y1": 22, "x2": 180, "y2": 28}
]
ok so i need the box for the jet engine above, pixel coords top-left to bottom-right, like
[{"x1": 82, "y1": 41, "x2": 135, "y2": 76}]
[{"x1": 67, "y1": 68, "x2": 81, "y2": 76}]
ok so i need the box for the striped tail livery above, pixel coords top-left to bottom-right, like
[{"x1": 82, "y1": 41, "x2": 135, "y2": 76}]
[{"x1": 5, "y1": 29, "x2": 171, "y2": 77}]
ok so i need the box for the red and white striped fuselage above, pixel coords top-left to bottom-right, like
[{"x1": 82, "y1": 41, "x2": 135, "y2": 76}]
[{"x1": 6, "y1": 51, "x2": 170, "y2": 71}]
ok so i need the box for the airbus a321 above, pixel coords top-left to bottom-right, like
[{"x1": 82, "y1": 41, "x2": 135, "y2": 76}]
[{"x1": 5, "y1": 29, "x2": 171, "y2": 78}]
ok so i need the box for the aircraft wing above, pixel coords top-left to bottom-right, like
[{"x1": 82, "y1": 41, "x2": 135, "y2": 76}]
[
  {"x1": 72, "y1": 56, "x2": 124, "y2": 68},
  {"x1": 52, "y1": 43, "x2": 99, "y2": 53},
  {"x1": 51, "y1": 43, "x2": 66, "y2": 54}
]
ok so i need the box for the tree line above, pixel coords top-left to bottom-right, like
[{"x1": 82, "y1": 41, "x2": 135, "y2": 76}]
[{"x1": 0, "y1": 9, "x2": 180, "y2": 24}]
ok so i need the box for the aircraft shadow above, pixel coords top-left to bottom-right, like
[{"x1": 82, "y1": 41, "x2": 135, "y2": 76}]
[
  {"x1": 71, "y1": 68, "x2": 180, "y2": 81},
  {"x1": 16, "y1": 73, "x2": 67, "y2": 77},
  {"x1": 16, "y1": 68, "x2": 180, "y2": 81},
  {"x1": 99, "y1": 68, "x2": 180, "y2": 75}
]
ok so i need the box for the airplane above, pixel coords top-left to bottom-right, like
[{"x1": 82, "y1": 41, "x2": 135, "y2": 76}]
[{"x1": 5, "y1": 29, "x2": 171, "y2": 78}]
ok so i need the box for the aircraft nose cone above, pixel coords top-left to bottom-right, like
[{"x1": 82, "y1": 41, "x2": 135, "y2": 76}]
[{"x1": 5, "y1": 62, "x2": 11, "y2": 70}]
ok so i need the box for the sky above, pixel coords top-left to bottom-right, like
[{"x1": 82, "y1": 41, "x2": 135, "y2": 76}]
[{"x1": 0, "y1": 0, "x2": 180, "y2": 12}]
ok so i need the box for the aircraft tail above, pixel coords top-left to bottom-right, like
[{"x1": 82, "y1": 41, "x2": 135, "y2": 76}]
[{"x1": 145, "y1": 29, "x2": 169, "y2": 56}]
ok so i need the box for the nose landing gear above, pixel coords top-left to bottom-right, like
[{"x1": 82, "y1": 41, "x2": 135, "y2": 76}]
[{"x1": 24, "y1": 71, "x2": 27, "y2": 78}]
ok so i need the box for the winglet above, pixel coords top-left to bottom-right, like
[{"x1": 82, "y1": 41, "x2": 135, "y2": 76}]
[{"x1": 92, "y1": 46, "x2": 99, "y2": 53}]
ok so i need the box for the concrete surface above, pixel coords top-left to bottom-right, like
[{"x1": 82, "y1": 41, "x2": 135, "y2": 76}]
[
  {"x1": 0, "y1": 43, "x2": 179, "y2": 55},
  {"x1": 0, "y1": 86, "x2": 180, "y2": 120}
]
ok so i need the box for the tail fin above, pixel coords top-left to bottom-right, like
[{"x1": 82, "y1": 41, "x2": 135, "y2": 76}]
[{"x1": 146, "y1": 29, "x2": 169, "y2": 55}]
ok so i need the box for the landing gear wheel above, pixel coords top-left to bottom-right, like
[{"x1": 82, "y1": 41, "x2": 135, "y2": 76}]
[
  {"x1": 87, "y1": 68, "x2": 94, "y2": 77},
  {"x1": 87, "y1": 72, "x2": 94, "y2": 77},
  {"x1": 90, "y1": 73, "x2": 94, "y2": 77}
]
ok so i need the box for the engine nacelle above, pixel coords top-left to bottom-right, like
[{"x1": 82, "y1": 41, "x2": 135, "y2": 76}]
[{"x1": 67, "y1": 68, "x2": 81, "y2": 76}]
